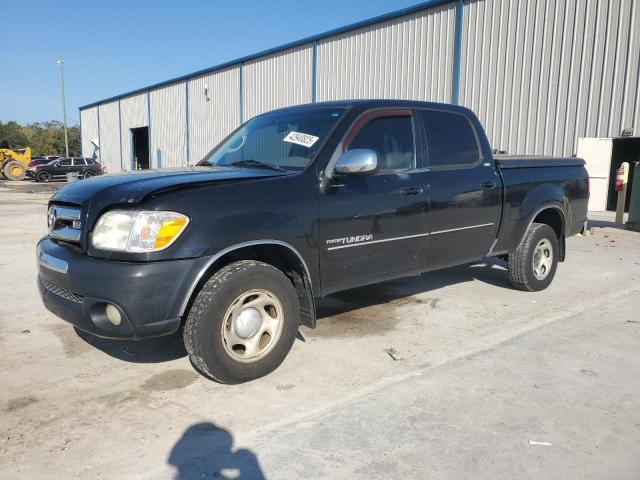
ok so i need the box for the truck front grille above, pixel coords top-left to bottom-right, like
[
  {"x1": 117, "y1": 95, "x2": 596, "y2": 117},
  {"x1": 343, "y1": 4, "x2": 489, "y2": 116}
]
[
  {"x1": 48, "y1": 204, "x2": 82, "y2": 243},
  {"x1": 40, "y1": 277, "x2": 83, "y2": 304}
]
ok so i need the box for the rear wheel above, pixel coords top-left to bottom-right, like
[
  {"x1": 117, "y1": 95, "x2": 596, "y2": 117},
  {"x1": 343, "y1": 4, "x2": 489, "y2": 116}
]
[
  {"x1": 84, "y1": 170, "x2": 96, "y2": 179},
  {"x1": 36, "y1": 171, "x2": 51, "y2": 183},
  {"x1": 508, "y1": 223, "x2": 559, "y2": 292},
  {"x1": 3, "y1": 161, "x2": 26, "y2": 181},
  {"x1": 183, "y1": 260, "x2": 300, "y2": 383}
]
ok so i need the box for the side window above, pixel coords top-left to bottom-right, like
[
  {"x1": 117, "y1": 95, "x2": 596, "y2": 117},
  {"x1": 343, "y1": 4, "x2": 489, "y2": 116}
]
[
  {"x1": 348, "y1": 116, "x2": 415, "y2": 172},
  {"x1": 59, "y1": 159, "x2": 71, "y2": 167},
  {"x1": 419, "y1": 110, "x2": 480, "y2": 168}
]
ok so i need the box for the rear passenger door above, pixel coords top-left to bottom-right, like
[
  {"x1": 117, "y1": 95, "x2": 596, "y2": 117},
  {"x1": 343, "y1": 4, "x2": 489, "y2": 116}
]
[
  {"x1": 72, "y1": 159, "x2": 86, "y2": 174},
  {"x1": 417, "y1": 109, "x2": 501, "y2": 269}
]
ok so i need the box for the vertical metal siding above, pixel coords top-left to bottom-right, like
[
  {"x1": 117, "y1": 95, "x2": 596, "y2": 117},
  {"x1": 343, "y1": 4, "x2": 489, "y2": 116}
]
[
  {"x1": 243, "y1": 44, "x2": 314, "y2": 120},
  {"x1": 97, "y1": 101, "x2": 120, "y2": 174},
  {"x1": 461, "y1": 0, "x2": 640, "y2": 157},
  {"x1": 188, "y1": 66, "x2": 241, "y2": 161},
  {"x1": 150, "y1": 83, "x2": 186, "y2": 168},
  {"x1": 316, "y1": 3, "x2": 456, "y2": 102},
  {"x1": 120, "y1": 93, "x2": 148, "y2": 170},
  {"x1": 80, "y1": 108, "x2": 99, "y2": 160},
  {"x1": 82, "y1": 0, "x2": 640, "y2": 172}
]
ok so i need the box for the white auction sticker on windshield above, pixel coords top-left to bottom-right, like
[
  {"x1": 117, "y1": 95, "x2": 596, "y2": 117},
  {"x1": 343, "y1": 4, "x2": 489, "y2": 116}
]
[{"x1": 283, "y1": 131, "x2": 319, "y2": 148}]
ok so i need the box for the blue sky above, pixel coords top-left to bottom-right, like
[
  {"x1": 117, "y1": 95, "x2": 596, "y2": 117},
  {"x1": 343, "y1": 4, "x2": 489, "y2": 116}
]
[{"x1": 0, "y1": 0, "x2": 428, "y2": 125}]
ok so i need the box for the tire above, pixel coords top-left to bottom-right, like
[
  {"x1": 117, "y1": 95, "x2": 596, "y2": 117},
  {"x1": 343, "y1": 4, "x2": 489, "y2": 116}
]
[
  {"x1": 184, "y1": 260, "x2": 300, "y2": 383},
  {"x1": 84, "y1": 170, "x2": 96, "y2": 179},
  {"x1": 508, "y1": 223, "x2": 559, "y2": 292},
  {"x1": 3, "y1": 161, "x2": 26, "y2": 181},
  {"x1": 36, "y1": 171, "x2": 51, "y2": 183}
]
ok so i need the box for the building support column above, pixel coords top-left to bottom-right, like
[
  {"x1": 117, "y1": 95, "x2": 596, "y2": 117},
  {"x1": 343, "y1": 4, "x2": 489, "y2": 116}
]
[
  {"x1": 451, "y1": 0, "x2": 464, "y2": 105},
  {"x1": 239, "y1": 63, "x2": 244, "y2": 124},
  {"x1": 185, "y1": 80, "x2": 190, "y2": 165},
  {"x1": 312, "y1": 41, "x2": 318, "y2": 103},
  {"x1": 118, "y1": 99, "x2": 123, "y2": 170}
]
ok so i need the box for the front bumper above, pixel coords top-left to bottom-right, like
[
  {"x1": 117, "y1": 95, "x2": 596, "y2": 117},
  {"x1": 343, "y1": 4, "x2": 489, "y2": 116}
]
[{"x1": 37, "y1": 237, "x2": 210, "y2": 339}]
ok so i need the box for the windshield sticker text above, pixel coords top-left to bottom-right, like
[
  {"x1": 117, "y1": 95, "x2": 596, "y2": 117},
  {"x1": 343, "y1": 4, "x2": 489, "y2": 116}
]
[{"x1": 283, "y1": 131, "x2": 319, "y2": 148}]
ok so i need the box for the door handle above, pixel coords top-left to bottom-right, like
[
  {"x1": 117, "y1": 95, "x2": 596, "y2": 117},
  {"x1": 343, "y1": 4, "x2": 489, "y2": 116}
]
[
  {"x1": 400, "y1": 186, "x2": 424, "y2": 196},
  {"x1": 481, "y1": 181, "x2": 497, "y2": 189}
]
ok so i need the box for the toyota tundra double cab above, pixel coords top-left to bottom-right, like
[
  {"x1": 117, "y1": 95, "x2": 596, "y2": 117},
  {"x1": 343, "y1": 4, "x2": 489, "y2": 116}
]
[{"x1": 37, "y1": 100, "x2": 589, "y2": 383}]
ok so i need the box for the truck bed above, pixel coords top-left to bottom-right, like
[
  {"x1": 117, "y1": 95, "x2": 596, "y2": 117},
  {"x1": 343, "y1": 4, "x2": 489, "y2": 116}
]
[{"x1": 492, "y1": 155, "x2": 590, "y2": 256}]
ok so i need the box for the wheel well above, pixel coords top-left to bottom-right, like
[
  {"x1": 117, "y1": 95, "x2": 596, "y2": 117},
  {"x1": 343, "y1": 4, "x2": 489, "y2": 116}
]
[
  {"x1": 184, "y1": 244, "x2": 316, "y2": 328},
  {"x1": 532, "y1": 208, "x2": 565, "y2": 261},
  {"x1": 533, "y1": 208, "x2": 563, "y2": 238}
]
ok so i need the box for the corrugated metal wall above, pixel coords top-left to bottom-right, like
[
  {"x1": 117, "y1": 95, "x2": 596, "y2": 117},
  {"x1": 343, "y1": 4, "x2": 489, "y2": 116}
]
[
  {"x1": 460, "y1": 0, "x2": 640, "y2": 157},
  {"x1": 188, "y1": 66, "x2": 241, "y2": 161},
  {"x1": 316, "y1": 3, "x2": 456, "y2": 102},
  {"x1": 120, "y1": 93, "x2": 148, "y2": 170},
  {"x1": 149, "y1": 83, "x2": 186, "y2": 168},
  {"x1": 243, "y1": 45, "x2": 314, "y2": 120},
  {"x1": 80, "y1": 108, "x2": 99, "y2": 160},
  {"x1": 80, "y1": 0, "x2": 640, "y2": 171},
  {"x1": 96, "y1": 101, "x2": 120, "y2": 174}
]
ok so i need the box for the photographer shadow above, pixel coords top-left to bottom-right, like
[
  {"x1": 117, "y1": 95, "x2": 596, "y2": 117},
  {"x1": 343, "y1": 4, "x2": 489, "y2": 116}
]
[{"x1": 168, "y1": 422, "x2": 264, "y2": 480}]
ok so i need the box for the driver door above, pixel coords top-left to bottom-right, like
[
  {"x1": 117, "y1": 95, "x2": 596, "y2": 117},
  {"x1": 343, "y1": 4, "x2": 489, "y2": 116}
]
[
  {"x1": 318, "y1": 109, "x2": 430, "y2": 295},
  {"x1": 54, "y1": 158, "x2": 71, "y2": 178}
]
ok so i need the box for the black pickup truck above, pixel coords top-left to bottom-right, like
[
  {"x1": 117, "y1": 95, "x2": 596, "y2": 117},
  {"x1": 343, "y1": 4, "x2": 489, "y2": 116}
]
[{"x1": 37, "y1": 100, "x2": 589, "y2": 383}]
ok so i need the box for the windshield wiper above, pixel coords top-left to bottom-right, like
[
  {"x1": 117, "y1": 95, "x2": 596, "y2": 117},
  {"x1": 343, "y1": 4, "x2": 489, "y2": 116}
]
[{"x1": 230, "y1": 159, "x2": 288, "y2": 172}]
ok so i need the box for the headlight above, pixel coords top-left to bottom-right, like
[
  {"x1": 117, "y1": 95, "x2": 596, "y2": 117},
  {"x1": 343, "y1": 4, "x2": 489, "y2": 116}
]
[{"x1": 91, "y1": 210, "x2": 189, "y2": 252}]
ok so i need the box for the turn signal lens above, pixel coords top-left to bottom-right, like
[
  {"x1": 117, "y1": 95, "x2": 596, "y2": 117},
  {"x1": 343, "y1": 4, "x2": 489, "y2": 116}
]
[{"x1": 154, "y1": 217, "x2": 189, "y2": 249}]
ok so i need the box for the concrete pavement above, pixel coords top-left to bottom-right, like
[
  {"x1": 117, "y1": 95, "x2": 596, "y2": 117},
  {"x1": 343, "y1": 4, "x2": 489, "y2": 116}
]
[{"x1": 0, "y1": 186, "x2": 638, "y2": 479}]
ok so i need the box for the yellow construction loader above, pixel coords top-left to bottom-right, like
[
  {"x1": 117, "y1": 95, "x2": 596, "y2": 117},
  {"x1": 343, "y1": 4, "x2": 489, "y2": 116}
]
[{"x1": 0, "y1": 147, "x2": 31, "y2": 180}]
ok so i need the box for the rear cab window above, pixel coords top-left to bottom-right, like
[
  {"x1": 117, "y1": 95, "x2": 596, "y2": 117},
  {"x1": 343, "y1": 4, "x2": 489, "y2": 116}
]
[{"x1": 418, "y1": 109, "x2": 481, "y2": 169}]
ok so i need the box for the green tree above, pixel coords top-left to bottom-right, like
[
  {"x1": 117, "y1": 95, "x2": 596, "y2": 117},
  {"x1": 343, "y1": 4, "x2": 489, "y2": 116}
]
[
  {"x1": 0, "y1": 121, "x2": 30, "y2": 149},
  {"x1": 0, "y1": 120, "x2": 81, "y2": 156}
]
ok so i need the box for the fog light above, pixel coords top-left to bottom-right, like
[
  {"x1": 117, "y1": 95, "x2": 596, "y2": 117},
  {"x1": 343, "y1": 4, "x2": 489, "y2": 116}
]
[{"x1": 105, "y1": 304, "x2": 122, "y2": 326}]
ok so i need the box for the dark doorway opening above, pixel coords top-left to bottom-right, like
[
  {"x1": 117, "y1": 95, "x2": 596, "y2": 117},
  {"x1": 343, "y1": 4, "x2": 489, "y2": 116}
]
[
  {"x1": 131, "y1": 127, "x2": 150, "y2": 170},
  {"x1": 606, "y1": 137, "x2": 640, "y2": 211}
]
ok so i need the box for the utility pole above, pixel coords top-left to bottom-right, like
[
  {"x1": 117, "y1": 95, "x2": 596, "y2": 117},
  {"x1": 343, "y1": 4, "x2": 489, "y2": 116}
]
[{"x1": 56, "y1": 59, "x2": 69, "y2": 157}]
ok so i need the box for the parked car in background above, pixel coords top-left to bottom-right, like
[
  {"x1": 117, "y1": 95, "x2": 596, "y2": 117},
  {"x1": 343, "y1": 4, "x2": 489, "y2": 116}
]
[
  {"x1": 29, "y1": 156, "x2": 60, "y2": 168},
  {"x1": 26, "y1": 156, "x2": 60, "y2": 176},
  {"x1": 32, "y1": 157, "x2": 103, "y2": 182}
]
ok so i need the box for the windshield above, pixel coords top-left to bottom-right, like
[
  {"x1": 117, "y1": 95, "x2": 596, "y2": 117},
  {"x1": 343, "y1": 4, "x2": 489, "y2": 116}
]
[{"x1": 199, "y1": 107, "x2": 346, "y2": 171}]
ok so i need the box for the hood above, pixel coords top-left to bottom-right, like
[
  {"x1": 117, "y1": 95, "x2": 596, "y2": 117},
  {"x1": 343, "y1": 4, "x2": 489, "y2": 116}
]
[{"x1": 50, "y1": 166, "x2": 287, "y2": 205}]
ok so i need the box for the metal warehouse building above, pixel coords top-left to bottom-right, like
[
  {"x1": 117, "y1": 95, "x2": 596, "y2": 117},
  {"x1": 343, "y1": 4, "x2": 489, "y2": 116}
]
[{"x1": 80, "y1": 0, "x2": 640, "y2": 210}]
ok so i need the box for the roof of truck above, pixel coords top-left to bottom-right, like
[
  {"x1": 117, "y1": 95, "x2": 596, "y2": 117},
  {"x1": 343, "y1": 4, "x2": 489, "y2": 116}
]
[{"x1": 270, "y1": 99, "x2": 473, "y2": 114}]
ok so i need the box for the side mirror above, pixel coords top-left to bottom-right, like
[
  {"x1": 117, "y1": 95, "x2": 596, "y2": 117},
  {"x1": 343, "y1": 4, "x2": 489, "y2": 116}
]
[{"x1": 334, "y1": 149, "x2": 378, "y2": 175}]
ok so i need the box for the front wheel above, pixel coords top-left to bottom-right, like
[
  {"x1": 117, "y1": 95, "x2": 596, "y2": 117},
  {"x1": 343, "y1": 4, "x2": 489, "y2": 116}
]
[
  {"x1": 36, "y1": 171, "x2": 51, "y2": 183},
  {"x1": 183, "y1": 260, "x2": 300, "y2": 383},
  {"x1": 3, "y1": 161, "x2": 26, "y2": 181},
  {"x1": 508, "y1": 223, "x2": 559, "y2": 292}
]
